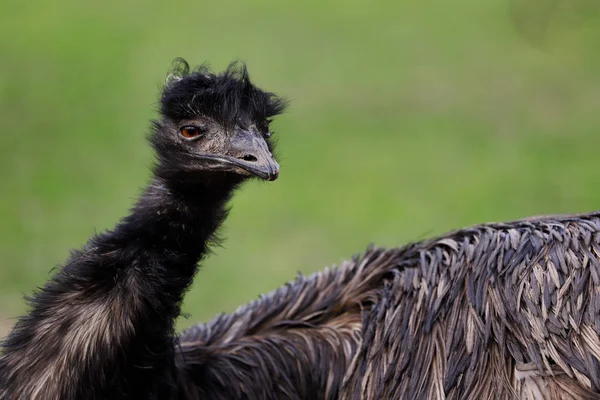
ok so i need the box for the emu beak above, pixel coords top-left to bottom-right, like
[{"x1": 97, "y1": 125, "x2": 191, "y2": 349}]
[{"x1": 228, "y1": 129, "x2": 280, "y2": 181}]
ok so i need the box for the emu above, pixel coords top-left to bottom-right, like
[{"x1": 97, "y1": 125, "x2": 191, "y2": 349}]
[
  {"x1": 3, "y1": 60, "x2": 600, "y2": 400},
  {"x1": 0, "y1": 59, "x2": 286, "y2": 399}
]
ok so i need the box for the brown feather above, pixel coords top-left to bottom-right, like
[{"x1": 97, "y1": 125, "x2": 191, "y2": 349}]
[{"x1": 177, "y1": 212, "x2": 600, "y2": 399}]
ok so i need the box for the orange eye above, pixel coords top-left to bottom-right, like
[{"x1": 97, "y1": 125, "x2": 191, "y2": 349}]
[{"x1": 180, "y1": 126, "x2": 202, "y2": 139}]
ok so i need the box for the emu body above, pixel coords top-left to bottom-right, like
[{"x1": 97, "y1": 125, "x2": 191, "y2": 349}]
[{"x1": 179, "y1": 213, "x2": 600, "y2": 399}]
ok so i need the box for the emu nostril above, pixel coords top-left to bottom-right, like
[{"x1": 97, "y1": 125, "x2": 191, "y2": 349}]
[{"x1": 241, "y1": 154, "x2": 258, "y2": 162}]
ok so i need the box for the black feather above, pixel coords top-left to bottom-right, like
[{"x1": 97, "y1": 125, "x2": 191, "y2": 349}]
[{"x1": 160, "y1": 58, "x2": 288, "y2": 126}]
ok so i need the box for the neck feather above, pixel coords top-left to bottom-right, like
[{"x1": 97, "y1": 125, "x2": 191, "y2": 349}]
[{"x1": 0, "y1": 173, "x2": 240, "y2": 400}]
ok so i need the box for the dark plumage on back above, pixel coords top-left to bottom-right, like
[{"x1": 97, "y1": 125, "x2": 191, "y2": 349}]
[{"x1": 176, "y1": 212, "x2": 600, "y2": 399}]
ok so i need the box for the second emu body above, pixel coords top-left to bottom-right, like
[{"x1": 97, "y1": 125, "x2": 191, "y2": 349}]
[{"x1": 2, "y1": 60, "x2": 600, "y2": 399}]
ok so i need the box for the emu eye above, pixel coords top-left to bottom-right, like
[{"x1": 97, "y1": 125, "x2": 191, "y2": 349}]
[{"x1": 180, "y1": 126, "x2": 203, "y2": 140}]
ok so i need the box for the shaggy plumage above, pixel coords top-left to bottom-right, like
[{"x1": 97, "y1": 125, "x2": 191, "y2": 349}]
[
  {"x1": 177, "y1": 213, "x2": 600, "y2": 399},
  {"x1": 3, "y1": 59, "x2": 600, "y2": 400}
]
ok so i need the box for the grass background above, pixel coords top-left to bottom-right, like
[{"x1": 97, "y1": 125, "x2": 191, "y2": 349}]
[{"x1": 1, "y1": 0, "x2": 599, "y2": 338}]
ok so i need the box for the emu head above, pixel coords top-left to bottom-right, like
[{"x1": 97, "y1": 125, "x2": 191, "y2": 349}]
[{"x1": 151, "y1": 58, "x2": 287, "y2": 183}]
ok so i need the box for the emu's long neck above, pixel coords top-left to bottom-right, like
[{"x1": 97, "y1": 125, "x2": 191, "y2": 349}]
[{"x1": 0, "y1": 176, "x2": 237, "y2": 400}]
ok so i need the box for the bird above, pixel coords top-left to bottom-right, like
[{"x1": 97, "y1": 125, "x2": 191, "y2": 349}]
[
  {"x1": 3, "y1": 59, "x2": 600, "y2": 400},
  {"x1": 0, "y1": 58, "x2": 287, "y2": 400}
]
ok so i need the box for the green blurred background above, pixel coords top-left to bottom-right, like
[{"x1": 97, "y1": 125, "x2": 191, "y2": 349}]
[{"x1": 1, "y1": 0, "x2": 599, "y2": 338}]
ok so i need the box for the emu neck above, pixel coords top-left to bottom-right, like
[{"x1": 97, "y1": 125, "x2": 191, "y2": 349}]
[
  {"x1": 98, "y1": 175, "x2": 238, "y2": 298},
  {"x1": 0, "y1": 174, "x2": 240, "y2": 400},
  {"x1": 118, "y1": 176, "x2": 236, "y2": 272}
]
